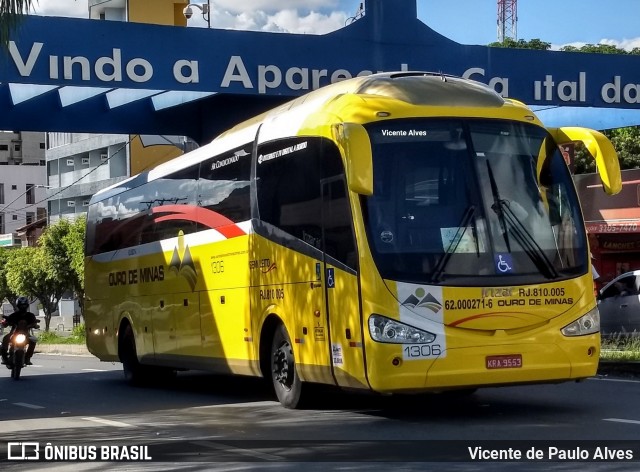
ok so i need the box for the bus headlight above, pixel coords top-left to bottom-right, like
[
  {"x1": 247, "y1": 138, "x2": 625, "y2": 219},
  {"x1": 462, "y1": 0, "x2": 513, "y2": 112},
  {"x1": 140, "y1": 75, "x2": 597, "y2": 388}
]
[
  {"x1": 369, "y1": 314, "x2": 436, "y2": 344},
  {"x1": 561, "y1": 307, "x2": 600, "y2": 336}
]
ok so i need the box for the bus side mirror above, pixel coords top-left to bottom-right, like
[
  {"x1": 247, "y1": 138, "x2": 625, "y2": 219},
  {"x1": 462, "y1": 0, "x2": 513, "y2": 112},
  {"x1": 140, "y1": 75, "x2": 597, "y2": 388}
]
[
  {"x1": 334, "y1": 123, "x2": 373, "y2": 195},
  {"x1": 548, "y1": 127, "x2": 622, "y2": 195}
]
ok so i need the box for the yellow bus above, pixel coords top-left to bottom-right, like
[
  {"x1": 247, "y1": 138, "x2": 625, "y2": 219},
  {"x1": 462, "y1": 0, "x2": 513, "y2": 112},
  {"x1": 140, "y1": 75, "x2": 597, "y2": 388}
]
[{"x1": 84, "y1": 72, "x2": 621, "y2": 408}]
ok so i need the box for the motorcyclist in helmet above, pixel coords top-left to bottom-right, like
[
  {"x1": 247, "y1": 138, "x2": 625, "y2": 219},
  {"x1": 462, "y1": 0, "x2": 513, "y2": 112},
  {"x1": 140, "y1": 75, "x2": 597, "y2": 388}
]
[{"x1": 1, "y1": 297, "x2": 38, "y2": 366}]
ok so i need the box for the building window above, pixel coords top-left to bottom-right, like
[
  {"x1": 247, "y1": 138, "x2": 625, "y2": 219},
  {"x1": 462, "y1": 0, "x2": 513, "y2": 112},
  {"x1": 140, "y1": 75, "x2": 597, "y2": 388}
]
[
  {"x1": 67, "y1": 201, "x2": 75, "y2": 207},
  {"x1": 0, "y1": 183, "x2": 3, "y2": 204},
  {"x1": 37, "y1": 207, "x2": 46, "y2": 220},
  {"x1": 40, "y1": 143, "x2": 45, "y2": 150},
  {"x1": 14, "y1": 145, "x2": 21, "y2": 152},
  {"x1": 0, "y1": 144, "x2": 8, "y2": 151},
  {"x1": 0, "y1": 213, "x2": 4, "y2": 233},
  {"x1": 26, "y1": 184, "x2": 35, "y2": 205},
  {"x1": 40, "y1": 160, "x2": 45, "y2": 166},
  {"x1": 66, "y1": 159, "x2": 74, "y2": 167},
  {"x1": 82, "y1": 157, "x2": 90, "y2": 165},
  {"x1": 11, "y1": 185, "x2": 16, "y2": 190},
  {"x1": 12, "y1": 214, "x2": 18, "y2": 220},
  {"x1": 26, "y1": 212, "x2": 35, "y2": 225}
]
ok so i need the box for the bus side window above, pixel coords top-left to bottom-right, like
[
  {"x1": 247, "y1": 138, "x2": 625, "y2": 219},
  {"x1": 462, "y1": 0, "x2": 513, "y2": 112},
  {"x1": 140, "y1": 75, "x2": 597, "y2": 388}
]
[
  {"x1": 199, "y1": 144, "x2": 252, "y2": 226},
  {"x1": 257, "y1": 137, "x2": 357, "y2": 269}
]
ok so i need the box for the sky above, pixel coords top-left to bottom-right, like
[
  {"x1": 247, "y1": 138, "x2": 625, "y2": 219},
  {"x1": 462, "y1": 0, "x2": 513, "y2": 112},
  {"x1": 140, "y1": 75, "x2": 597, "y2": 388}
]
[{"x1": 28, "y1": 0, "x2": 640, "y2": 50}]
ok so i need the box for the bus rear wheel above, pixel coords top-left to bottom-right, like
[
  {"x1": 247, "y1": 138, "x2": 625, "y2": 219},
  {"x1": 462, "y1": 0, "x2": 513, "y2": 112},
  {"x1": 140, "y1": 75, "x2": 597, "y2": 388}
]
[
  {"x1": 271, "y1": 324, "x2": 303, "y2": 409},
  {"x1": 119, "y1": 324, "x2": 145, "y2": 385}
]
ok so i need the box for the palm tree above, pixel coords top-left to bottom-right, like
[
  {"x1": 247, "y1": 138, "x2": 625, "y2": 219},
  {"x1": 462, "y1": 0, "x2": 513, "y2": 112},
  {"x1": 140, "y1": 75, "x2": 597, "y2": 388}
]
[{"x1": 1, "y1": 0, "x2": 37, "y2": 47}]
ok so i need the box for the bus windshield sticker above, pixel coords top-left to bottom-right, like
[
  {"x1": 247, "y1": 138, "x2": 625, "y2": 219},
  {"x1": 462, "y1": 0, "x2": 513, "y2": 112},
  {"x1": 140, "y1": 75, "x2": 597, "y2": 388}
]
[
  {"x1": 495, "y1": 253, "x2": 514, "y2": 274},
  {"x1": 332, "y1": 343, "x2": 344, "y2": 365},
  {"x1": 440, "y1": 227, "x2": 483, "y2": 253}
]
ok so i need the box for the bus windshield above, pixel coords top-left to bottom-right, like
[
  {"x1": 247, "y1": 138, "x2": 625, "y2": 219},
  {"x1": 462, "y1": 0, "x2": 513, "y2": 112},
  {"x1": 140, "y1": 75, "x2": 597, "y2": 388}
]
[{"x1": 363, "y1": 119, "x2": 587, "y2": 286}]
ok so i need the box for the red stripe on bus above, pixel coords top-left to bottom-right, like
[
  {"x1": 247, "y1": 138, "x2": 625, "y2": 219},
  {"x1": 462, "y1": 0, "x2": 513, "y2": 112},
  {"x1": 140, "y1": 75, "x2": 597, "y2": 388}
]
[{"x1": 150, "y1": 205, "x2": 246, "y2": 237}]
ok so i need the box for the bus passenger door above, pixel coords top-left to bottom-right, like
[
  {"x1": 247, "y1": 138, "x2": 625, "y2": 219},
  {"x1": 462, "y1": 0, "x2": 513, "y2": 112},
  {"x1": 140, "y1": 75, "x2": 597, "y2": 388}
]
[{"x1": 321, "y1": 177, "x2": 367, "y2": 389}]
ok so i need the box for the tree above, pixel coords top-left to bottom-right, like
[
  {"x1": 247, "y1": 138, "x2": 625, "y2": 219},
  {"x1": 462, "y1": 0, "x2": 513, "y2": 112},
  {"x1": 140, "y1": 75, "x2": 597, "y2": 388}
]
[
  {"x1": 40, "y1": 217, "x2": 86, "y2": 317},
  {"x1": 0, "y1": 249, "x2": 19, "y2": 310},
  {"x1": 5, "y1": 246, "x2": 68, "y2": 331},
  {"x1": 0, "y1": 0, "x2": 37, "y2": 48},
  {"x1": 560, "y1": 43, "x2": 628, "y2": 55},
  {"x1": 488, "y1": 38, "x2": 551, "y2": 50}
]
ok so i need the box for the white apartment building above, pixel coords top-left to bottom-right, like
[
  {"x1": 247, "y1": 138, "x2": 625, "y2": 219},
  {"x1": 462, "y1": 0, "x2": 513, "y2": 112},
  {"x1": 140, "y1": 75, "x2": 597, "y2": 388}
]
[{"x1": 0, "y1": 131, "x2": 48, "y2": 246}]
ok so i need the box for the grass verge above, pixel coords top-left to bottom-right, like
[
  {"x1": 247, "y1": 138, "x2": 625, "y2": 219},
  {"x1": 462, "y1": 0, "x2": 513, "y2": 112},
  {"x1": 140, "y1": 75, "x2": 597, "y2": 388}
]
[
  {"x1": 36, "y1": 324, "x2": 86, "y2": 345},
  {"x1": 600, "y1": 334, "x2": 640, "y2": 362}
]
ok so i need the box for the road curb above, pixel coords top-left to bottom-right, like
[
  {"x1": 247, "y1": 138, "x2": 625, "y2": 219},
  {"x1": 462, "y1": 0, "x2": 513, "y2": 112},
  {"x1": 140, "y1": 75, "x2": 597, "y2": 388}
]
[{"x1": 35, "y1": 344, "x2": 92, "y2": 357}]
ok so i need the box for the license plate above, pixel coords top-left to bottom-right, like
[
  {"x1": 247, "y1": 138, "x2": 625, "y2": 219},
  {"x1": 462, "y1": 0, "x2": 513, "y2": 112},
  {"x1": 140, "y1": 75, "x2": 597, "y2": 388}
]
[{"x1": 486, "y1": 354, "x2": 522, "y2": 369}]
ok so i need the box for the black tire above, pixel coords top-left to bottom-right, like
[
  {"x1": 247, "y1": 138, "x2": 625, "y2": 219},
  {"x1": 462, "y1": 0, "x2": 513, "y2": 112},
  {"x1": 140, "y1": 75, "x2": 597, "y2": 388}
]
[
  {"x1": 12, "y1": 351, "x2": 24, "y2": 380},
  {"x1": 119, "y1": 324, "x2": 176, "y2": 386},
  {"x1": 270, "y1": 324, "x2": 303, "y2": 408},
  {"x1": 119, "y1": 324, "x2": 145, "y2": 386}
]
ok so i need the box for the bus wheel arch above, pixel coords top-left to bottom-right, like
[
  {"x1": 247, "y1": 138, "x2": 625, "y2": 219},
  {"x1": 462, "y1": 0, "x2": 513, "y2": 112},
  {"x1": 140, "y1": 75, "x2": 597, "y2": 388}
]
[{"x1": 260, "y1": 316, "x2": 304, "y2": 409}]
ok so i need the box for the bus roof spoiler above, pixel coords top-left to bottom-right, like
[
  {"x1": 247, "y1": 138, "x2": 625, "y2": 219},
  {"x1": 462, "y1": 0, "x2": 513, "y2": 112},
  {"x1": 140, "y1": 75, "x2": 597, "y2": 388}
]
[{"x1": 548, "y1": 127, "x2": 622, "y2": 195}]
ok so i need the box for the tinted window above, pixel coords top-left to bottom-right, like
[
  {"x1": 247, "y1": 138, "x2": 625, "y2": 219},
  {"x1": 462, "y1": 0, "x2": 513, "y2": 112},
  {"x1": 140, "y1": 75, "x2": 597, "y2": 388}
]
[
  {"x1": 139, "y1": 166, "x2": 200, "y2": 244},
  {"x1": 198, "y1": 144, "x2": 252, "y2": 227},
  {"x1": 88, "y1": 166, "x2": 199, "y2": 255},
  {"x1": 256, "y1": 137, "x2": 356, "y2": 268},
  {"x1": 322, "y1": 176, "x2": 357, "y2": 268}
]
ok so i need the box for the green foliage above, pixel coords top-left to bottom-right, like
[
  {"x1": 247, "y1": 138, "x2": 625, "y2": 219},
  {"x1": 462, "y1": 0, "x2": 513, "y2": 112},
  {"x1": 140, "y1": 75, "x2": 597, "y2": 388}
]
[
  {"x1": 36, "y1": 332, "x2": 82, "y2": 345},
  {"x1": 0, "y1": 1, "x2": 37, "y2": 48},
  {"x1": 0, "y1": 219, "x2": 86, "y2": 331},
  {"x1": 488, "y1": 38, "x2": 551, "y2": 50},
  {"x1": 71, "y1": 323, "x2": 86, "y2": 341},
  {"x1": 560, "y1": 43, "x2": 628, "y2": 55},
  {"x1": 0, "y1": 249, "x2": 19, "y2": 309},
  {"x1": 39, "y1": 216, "x2": 86, "y2": 296},
  {"x1": 574, "y1": 127, "x2": 640, "y2": 174},
  {"x1": 36, "y1": 330, "x2": 64, "y2": 344},
  {"x1": 601, "y1": 335, "x2": 640, "y2": 361},
  {"x1": 605, "y1": 127, "x2": 640, "y2": 170}
]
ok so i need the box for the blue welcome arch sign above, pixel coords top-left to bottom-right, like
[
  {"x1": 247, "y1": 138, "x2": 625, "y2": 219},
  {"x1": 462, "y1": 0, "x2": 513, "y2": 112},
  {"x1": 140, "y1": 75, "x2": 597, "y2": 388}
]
[{"x1": 1, "y1": 0, "x2": 640, "y2": 143}]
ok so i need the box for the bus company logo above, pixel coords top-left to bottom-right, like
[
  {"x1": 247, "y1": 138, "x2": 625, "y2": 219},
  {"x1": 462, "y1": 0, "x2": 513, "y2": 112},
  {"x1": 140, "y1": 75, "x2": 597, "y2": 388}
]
[
  {"x1": 401, "y1": 287, "x2": 442, "y2": 313},
  {"x1": 169, "y1": 231, "x2": 197, "y2": 291},
  {"x1": 249, "y1": 258, "x2": 277, "y2": 274},
  {"x1": 7, "y1": 442, "x2": 39, "y2": 460}
]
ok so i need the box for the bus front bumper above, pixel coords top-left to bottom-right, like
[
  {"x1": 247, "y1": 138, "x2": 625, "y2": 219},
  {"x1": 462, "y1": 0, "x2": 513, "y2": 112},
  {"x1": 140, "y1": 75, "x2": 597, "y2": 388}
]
[{"x1": 366, "y1": 338, "x2": 599, "y2": 394}]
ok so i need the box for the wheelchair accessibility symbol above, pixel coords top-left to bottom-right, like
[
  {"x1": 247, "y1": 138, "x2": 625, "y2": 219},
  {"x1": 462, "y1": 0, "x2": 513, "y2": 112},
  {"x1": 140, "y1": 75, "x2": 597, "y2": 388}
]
[
  {"x1": 495, "y1": 254, "x2": 513, "y2": 274},
  {"x1": 326, "y1": 268, "x2": 335, "y2": 288}
]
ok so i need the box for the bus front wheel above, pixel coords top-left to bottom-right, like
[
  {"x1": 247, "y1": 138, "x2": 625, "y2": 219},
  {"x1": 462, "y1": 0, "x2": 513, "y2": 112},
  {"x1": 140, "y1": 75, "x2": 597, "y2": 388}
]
[{"x1": 271, "y1": 324, "x2": 302, "y2": 409}]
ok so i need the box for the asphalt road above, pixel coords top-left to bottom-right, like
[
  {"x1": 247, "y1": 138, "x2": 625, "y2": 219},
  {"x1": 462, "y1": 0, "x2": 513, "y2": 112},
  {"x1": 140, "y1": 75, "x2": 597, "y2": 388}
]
[{"x1": 0, "y1": 354, "x2": 638, "y2": 471}]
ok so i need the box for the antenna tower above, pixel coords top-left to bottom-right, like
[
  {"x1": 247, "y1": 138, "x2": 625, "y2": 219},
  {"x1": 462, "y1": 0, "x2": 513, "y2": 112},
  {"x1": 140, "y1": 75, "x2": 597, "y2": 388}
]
[{"x1": 497, "y1": 0, "x2": 517, "y2": 42}]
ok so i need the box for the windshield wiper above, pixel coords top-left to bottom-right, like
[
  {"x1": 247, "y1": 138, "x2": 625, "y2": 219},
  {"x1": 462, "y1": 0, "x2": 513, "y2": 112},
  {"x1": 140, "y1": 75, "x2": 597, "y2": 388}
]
[
  {"x1": 486, "y1": 161, "x2": 511, "y2": 252},
  {"x1": 486, "y1": 161, "x2": 559, "y2": 280},
  {"x1": 430, "y1": 205, "x2": 477, "y2": 283}
]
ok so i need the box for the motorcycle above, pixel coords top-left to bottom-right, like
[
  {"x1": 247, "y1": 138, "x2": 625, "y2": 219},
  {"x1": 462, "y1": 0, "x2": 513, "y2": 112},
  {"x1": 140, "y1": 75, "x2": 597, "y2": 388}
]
[{"x1": 1, "y1": 317, "x2": 38, "y2": 380}]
